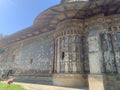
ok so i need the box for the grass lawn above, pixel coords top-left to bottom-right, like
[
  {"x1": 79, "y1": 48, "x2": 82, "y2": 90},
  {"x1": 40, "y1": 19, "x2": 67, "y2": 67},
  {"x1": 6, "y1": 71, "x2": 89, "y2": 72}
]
[{"x1": 0, "y1": 83, "x2": 25, "y2": 90}]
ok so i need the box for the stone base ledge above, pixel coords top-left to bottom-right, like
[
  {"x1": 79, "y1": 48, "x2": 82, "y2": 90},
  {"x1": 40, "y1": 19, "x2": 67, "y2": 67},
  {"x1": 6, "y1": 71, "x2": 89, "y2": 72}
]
[
  {"x1": 88, "y1": 74, "x2": 105, "y2": 90},
  {"x1": 14, "y1": 75, "x2": 52, "y2": 84},
  {"x1": 89, "y1": 74, "x2": 120, "y2": 90},
  {"x1": 53, "y1": 74, "x2": 88, "y2": 88}
]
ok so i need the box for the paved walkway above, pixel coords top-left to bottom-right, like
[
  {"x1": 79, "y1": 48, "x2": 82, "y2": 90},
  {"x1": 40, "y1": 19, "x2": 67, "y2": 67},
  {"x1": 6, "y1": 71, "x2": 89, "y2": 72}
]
[{"x1": 15, "y1": 82, "x2": 88, "y2": 90}]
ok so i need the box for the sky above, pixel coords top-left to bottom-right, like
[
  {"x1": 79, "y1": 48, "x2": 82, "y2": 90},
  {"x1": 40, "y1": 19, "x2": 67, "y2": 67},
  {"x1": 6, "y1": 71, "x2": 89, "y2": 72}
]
[{"x1": 0, "y1": 0, "x2": 60, "y2": 35}]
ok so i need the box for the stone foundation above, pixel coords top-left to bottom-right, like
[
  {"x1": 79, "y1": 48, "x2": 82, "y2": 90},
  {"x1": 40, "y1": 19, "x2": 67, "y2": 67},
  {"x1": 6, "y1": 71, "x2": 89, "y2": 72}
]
[
  {"x1": 53, "y1": 74, "x2": 88, "y2": 88},
  {"x1": 89, "y1": 74, "x2": 105, "y2": 90},
  {"x1": 89, "y1": 74, "x2": 120, "y2": 90},
  {"x1": 14, "y1": 75, "x2": 52, "y2": 85}
]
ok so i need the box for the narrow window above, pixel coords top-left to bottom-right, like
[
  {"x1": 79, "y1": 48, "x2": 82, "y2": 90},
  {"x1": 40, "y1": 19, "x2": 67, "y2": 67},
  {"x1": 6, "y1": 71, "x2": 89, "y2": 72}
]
[
  {"x1": 61, "y1": 52, "x2": 65, "y2": 60},
  {"x1": 30, "y1": 58, "x2": 33, "y2": 64}
]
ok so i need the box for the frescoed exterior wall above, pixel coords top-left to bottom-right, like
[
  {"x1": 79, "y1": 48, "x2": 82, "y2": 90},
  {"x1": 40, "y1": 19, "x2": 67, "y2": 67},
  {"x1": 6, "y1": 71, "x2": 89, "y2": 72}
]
[
  {"x1": 0, "y1": 0, "x2": 120, "y2": 89},
  {"x1": 0, "y1": 32, "x2": 54, "y2": 75}
]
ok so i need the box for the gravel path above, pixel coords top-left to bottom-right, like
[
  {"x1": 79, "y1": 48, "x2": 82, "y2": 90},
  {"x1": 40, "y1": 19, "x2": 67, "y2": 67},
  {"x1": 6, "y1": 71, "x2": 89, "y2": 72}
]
[{"x1": 15, "y1": 82, "x2": 88, "y2": 90}]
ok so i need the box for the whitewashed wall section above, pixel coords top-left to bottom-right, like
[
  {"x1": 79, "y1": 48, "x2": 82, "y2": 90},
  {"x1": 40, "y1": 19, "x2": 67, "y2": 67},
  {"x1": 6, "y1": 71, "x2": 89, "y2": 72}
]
[{"x1": 88, "y1": 27, "x2": 102, "y2": 74}]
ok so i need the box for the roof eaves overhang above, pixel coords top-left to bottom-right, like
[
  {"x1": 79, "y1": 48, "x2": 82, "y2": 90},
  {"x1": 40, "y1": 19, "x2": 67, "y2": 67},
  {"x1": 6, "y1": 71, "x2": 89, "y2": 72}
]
[{"x1": 0, "y1": 0, "x2": 120, "y2": 47}]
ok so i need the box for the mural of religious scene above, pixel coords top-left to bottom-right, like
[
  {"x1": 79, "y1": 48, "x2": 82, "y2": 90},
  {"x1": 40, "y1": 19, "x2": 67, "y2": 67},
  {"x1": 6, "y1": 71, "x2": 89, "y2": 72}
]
[
  {"x1": 112, "y1": 33, "x2": 120, "y2": 73},
  {"x1": 0, "y1": 48, "x2": 6, "y2": 71},
  {"x1": 12, "y1": 35, "x2": 53, "y2": 75},
  {"x1": 81, "y1": 36, "x2": 90, "y2": 73},
  {"x1": 0, "y1": 42, "x2": 23, "y2": 75},
  {"x1": 55, "y1": 30, "x2": 87, "y2": 74},
  {"x1": 100, "y1": 32, "x2": 118, "y2": 74}
]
